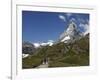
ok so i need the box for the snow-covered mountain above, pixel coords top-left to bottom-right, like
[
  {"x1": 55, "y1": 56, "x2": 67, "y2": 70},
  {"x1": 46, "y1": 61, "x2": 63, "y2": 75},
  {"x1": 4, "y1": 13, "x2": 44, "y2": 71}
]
[
  {"x1": 33, "y1": 40, "x2": 54, "y2": 48},
  {"x1": 22, "y1": 41, "x2": 36, "y2": 54},
  {"x1": 33, "y1": 43, "x2": 41, "y2": 48},
  {"x1": 41, "y1": 40, "x2": 54, "y2": 46},
  {"x1": 59, "y1": 21, "x2": 81, "y2": 43}
]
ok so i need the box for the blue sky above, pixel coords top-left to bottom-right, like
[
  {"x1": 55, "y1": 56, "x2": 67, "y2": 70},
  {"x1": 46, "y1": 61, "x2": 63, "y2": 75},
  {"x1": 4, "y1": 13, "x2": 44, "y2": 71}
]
[{"x1": 22, "y1": 11, "x2": 89, "y2": 42}]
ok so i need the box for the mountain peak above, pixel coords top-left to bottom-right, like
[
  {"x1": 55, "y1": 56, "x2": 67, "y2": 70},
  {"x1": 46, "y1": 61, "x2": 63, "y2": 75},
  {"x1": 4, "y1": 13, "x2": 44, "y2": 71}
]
[{"x1": 59, "y1": 21, "x2": 81, "y2": 43}]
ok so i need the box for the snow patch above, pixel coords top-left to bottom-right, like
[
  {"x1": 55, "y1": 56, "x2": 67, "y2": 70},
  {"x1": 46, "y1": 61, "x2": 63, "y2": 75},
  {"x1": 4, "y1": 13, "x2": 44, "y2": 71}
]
[
  {"x1": 22, "y1": 54, "x2": 29, "y2": 58},
  {"x1": 33, "y1": 40, "x2": 54, "y2": 48},
  {"x1": 61, "y1": 35, "x2": 70, "y2": 42},
  {"x1": 33, "y1": 43, "x2": 40, "y2": 48}
]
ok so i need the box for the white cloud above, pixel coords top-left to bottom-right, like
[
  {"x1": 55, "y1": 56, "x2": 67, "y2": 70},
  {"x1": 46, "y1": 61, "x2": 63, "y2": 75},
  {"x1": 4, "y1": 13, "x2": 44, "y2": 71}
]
[
  {"x1": 66, "y1": 13, "x2": 72, "y2": 18},
  {"x1": 79, "y1": 18, "x2": 89, "y2": 36},
  {"x1": 78, "y1": 18, "x2": 85, "y2": 23},
  {"x1": 78, "y1": 18, "x2": 89, "y2": 24},
  {"x1": 79, "y1": 24, "x2": 84, "y2": 28},
  {"x1": 70, "y1": 18, "x2": 76, "y2": 22},
  {"x1": 79, "y1": 23, "x2": 89, "y2": 35},
  {"x1": 84, "y1": 24, "x2": 89, "y2": 35},
  {"x1": 58, "y1": 15, "x2": 66, "y2": 22},
  {"x1": 48, "y1": 40, "x2": 54, "y2": 43}
]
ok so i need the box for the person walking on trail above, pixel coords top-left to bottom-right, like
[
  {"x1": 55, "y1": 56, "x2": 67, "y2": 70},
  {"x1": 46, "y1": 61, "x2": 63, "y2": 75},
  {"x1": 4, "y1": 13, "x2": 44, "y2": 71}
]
[{"x1": 42, "y1": 58, "x2": 48, "y2": 64}]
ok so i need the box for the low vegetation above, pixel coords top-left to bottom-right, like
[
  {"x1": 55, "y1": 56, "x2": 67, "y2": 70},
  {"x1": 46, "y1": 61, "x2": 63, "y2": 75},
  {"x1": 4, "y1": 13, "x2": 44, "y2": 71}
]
[{"x1": 22, "y1": 34, "x2": 89, "y2": 69}]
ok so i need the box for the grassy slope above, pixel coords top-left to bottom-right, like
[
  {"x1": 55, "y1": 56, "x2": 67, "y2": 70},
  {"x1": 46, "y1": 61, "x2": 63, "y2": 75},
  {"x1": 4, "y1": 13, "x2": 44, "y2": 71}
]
[{"x1": 22, "y1": 34, "x2": 89, "y2": 68}]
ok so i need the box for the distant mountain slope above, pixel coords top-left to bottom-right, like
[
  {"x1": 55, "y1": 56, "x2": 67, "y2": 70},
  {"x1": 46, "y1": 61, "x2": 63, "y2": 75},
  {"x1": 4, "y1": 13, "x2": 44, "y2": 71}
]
[{"x1": 22, "y1": 41, "x2": 36, "y2": 54}]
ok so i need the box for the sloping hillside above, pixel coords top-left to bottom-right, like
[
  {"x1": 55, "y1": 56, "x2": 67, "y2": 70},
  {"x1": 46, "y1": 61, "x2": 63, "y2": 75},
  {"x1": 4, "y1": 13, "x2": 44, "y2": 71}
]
[{"x1": 22, "y1": 34, "x2": 89, "y2": 69}]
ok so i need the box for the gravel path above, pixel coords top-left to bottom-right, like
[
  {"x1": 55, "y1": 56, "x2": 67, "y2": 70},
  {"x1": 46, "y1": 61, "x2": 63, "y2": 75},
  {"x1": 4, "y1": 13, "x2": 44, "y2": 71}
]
[{"x1": 37, "y1": 64, "x2": 49, "y2": 68}]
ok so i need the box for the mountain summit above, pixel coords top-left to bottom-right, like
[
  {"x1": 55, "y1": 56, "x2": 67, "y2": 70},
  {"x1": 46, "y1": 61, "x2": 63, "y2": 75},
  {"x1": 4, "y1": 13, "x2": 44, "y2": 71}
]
[{"x1": 59, "y1": 21, "x2": 81, "y2": 43}]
